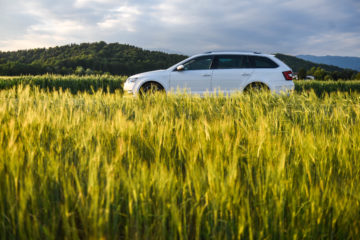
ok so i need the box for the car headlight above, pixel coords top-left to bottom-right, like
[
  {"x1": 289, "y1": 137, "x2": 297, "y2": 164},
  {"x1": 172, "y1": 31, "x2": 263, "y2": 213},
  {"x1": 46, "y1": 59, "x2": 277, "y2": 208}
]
[{"x1": 127, "y1": 77, "x2": 139, "y2": 83}]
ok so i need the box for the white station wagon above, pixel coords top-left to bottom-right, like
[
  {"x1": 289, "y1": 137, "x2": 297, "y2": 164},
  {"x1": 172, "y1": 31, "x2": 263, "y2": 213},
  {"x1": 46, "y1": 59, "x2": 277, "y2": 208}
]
[{"x1": 124, "y1": 51, "x2": 294, "y2": 95}]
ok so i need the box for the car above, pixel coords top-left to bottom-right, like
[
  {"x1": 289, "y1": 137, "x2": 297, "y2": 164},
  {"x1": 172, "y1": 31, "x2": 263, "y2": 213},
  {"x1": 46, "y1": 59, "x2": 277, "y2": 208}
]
[{"x1": 123, "y1": 51, "x2": 294, "y2": 95}]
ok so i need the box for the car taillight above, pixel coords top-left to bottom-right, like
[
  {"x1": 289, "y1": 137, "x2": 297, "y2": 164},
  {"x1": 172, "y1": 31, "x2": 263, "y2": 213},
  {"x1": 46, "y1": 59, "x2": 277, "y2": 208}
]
[{"x1": 282, "y1": 71, "x2": 293, "y2": 80}]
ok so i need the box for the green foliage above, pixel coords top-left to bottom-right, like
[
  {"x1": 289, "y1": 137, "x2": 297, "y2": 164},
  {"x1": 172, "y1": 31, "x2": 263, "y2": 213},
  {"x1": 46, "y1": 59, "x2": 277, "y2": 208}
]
[
  {"x1": 0, "y1": 42, "x2": 187, "y2": 76},
  {"x1": 276, "y1": 54, "x2": 358, "y2": 80},
  {"x1": 298, "y1": 68, "x2": 307, "y2": 79},
  {"x1": 355, "y1": 72, "x2": 360, "y2": 80},
  {"x1": 0, "y1": 88, "x2": 360, "y2": 239},
  {"x1": 305, "y1": 66, "x2": 357, "y2": 81},
  {"x1": 295, "y1": 80, "x2": 360, "y2": 95},
  {"x1": 0, "y1": 75, "x2": 126, "y2": 93},
  {"x1": 313, "y1": 67, "x2": 327, "y2": 80},
  {"x1": 75, "y1": 66, "x2": 85, "y2": 75},
  {"x1": 324, "y1": 74, "x2": 332, "y2": 81},
  {"x1": 85, "y1": 68, "x2": 93, "y2": 75}
]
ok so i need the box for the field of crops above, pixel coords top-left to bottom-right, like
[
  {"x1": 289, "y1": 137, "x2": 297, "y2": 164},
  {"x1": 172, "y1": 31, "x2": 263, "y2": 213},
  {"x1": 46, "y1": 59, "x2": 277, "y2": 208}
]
[
  {"x1": 1, "y1": 83, "x2": 360, "y2": 239},
  {"x1": 0, "y1": 75, "x2": 126, "y2": 93},
  {"x1": 1, "y1": 75, "x2": 360, "y2": 95}
]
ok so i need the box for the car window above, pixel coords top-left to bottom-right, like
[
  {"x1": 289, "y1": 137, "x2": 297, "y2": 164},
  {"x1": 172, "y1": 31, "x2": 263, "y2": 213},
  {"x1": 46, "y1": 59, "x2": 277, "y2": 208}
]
[
  {"x1": 182, "y1": 56, "x2": 213, "y2": 70},
  {"x1": 214, "y1": 55, "x2": 251, "y2": 69},
  {"x1": 249, "y1": 56, "x2": 278, "y2": 68}
]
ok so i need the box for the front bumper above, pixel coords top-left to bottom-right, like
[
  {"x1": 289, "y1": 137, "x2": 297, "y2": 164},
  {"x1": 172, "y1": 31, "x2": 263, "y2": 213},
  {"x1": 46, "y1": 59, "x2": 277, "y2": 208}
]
[{"x1": 123, "y1": 81, "x2": 137, "y2": 95}]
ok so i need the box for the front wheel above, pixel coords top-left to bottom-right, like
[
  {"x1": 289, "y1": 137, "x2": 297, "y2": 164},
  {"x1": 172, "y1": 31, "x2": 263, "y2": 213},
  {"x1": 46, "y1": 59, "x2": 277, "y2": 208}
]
[{"x1": 139, "y1": 82, "x2": 163, "y2": 96}]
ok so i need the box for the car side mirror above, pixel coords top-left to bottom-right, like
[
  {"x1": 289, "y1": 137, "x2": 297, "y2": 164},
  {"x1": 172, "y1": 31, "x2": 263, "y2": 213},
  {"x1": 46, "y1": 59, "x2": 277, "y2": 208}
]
[{"x1": 176, "y1": 65, "x2": 185, "y2": 71}]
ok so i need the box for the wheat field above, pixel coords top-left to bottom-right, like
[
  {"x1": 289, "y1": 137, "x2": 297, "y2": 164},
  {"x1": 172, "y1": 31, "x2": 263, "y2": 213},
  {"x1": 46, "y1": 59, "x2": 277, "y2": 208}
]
[{"x1": 0, "y1": 86, "x2": 359, "y2": 239}]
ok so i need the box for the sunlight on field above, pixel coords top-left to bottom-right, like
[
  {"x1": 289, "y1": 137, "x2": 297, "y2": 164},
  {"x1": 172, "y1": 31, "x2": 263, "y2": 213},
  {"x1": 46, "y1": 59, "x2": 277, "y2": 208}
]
[{"x1": 0, "y1": 86, "x2": 360, "y2": 239}]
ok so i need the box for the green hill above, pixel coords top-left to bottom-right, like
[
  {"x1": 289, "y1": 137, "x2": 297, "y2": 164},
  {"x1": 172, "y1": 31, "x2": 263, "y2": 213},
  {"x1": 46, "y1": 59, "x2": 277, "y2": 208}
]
[
  {"x1": 275, "y1": 53, "x2": 345, "y2": 72},
  {"x1": 0, "y1": 42, "x2": 187, "y2": 76}
]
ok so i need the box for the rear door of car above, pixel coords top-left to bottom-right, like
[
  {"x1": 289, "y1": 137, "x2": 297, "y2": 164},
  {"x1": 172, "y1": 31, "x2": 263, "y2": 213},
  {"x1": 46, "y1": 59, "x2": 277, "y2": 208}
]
[
  {"x1": 247, "y1": 55, "x2": 280, "y2": 87},
  {"x1": 211, "y1": 55, "x2": 253, "y2": 94}
]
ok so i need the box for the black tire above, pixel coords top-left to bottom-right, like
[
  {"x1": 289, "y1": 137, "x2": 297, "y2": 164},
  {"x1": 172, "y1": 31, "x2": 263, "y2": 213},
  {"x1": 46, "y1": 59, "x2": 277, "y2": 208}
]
[
  {"x1": 244, "y1": 82, "x2": 269, "y2": 93},
  {"x1": 139, "y1": 82, "x2": 163, "y2": 96}
]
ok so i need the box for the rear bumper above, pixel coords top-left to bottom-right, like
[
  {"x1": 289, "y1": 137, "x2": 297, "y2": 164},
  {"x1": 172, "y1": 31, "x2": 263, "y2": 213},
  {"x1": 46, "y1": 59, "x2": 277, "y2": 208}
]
[{"x1": 272, "y1": 82, "x2": 295, "y2": 94}]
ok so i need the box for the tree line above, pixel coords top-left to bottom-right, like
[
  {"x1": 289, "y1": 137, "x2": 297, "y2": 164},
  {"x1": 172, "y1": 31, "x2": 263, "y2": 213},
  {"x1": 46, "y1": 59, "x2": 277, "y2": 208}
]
[
  {"x1": 297, "y1": 67, "x2": 360, "y2": 80},
  {"x1": 275, "y1": 53, "x2": 359, "y2": 80},
  {"x1": 0, "y1": 42, "x2": 187, "y2": 76}
]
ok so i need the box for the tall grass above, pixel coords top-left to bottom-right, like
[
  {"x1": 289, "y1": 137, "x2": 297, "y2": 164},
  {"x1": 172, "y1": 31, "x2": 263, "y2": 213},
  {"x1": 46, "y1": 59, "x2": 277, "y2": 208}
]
[
  {"x1": 0, "y1": 86, "x2": 359, "y2": 239},
  {"x1": 0, "y1": 75, "x2": 126, "y2": 93}
]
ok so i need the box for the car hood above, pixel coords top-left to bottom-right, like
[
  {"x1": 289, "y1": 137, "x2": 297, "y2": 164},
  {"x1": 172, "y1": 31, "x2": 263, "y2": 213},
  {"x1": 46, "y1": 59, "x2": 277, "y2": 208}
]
[{"x1": 130, "y1": 69, "x2": 168, "y2": 79}]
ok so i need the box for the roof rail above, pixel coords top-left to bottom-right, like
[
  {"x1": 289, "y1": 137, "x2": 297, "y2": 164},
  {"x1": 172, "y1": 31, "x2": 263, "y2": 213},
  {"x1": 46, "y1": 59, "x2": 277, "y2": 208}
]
[{"x1": 204, "y1": 50, "x2": 262, "y2": 54}]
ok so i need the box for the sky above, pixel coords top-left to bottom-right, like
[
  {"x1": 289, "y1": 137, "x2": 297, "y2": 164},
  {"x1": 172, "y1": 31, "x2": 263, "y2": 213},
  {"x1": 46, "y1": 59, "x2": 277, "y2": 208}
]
[{"x1": 0, "y1": 0, "x2": 360, "y2": 56}]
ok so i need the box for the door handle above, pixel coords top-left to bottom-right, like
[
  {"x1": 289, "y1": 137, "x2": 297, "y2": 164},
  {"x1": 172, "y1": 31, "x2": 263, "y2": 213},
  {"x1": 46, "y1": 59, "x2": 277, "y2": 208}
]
[
  {"x1": 202, "y1": 74, "x2": 211, "y2": 77},
  {"x1": 241, "y1": 73, "x2": 251, "y2": 76}
]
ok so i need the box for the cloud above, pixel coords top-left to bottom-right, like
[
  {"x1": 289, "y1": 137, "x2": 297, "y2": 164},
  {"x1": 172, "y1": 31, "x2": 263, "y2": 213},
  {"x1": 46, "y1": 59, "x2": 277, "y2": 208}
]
[
  {"x1": 296, "y1": 32, "x2": 360, "y2": 56},
  {"x1": 0, "y1": 0, "x2": 359, "y2": 56},
  {"x1": 97, "y1": 6, "x2": 141, "y2": 31}
]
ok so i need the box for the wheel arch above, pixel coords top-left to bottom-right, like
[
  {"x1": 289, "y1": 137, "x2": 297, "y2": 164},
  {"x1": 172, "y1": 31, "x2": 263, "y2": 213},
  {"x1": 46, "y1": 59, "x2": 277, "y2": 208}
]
[
  {"x1": 243, "y1": 81, "x2": 270, "y2": 91},
  {"x1": 136, "y1": 80, "x2": 165, "y2": 93}
]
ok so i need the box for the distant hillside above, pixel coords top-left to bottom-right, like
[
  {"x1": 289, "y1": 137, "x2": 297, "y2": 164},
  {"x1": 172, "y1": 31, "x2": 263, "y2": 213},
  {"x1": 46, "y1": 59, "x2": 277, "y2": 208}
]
[
  {"x1": 297, "y1": 55, "x2": 360, "y2": 71},
  {"x1": 275, "y1": 54, "x2": 345, "y2": 72},
  {"x1": 0, "y1": 42, "x2": 187, "y2": 76},
  {"x1": 0, "y1": 42, "x2": 357, "y2": 78}
]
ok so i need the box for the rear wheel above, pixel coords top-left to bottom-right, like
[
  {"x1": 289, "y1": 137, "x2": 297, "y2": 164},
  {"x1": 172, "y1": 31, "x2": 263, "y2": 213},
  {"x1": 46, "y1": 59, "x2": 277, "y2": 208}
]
[
  {"x1": 244, "y1": 82, "x2": 269, "y2": 93},
  {"x1": 139, "y1": 82, "x2": 164, "y2": 96}
]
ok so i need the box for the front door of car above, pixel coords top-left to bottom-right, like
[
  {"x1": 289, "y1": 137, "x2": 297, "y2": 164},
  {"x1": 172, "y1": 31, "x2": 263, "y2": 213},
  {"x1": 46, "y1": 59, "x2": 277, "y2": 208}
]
[
  {"x1": 211, "y1": 55, "x2": 253, "y2": 94},
  {"x1": 170, "y1": 56, "x2": 213, "y2": 94}
]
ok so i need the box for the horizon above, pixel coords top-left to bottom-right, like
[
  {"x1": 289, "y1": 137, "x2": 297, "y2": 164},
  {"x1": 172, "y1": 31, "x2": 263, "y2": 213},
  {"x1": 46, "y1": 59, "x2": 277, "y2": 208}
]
[{"x1": 1, "y1": 41, "x2": 360, "y2": 59}]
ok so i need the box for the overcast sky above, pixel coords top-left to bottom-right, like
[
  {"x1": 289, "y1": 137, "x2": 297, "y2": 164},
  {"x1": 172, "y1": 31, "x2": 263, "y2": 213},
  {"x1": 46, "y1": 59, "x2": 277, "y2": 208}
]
[{"x1": 1, "y1": 0, "x2": 359, "y2": 56}]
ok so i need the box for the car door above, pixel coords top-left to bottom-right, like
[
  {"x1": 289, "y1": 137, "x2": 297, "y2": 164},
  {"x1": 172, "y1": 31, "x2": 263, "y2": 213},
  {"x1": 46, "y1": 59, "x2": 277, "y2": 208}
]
[
  {"x1": 170, "y1": 55, "x2": 213, "y2": 94},
  {"x1": 211, "y1": 55, "x2": 253, "y2": 94}
]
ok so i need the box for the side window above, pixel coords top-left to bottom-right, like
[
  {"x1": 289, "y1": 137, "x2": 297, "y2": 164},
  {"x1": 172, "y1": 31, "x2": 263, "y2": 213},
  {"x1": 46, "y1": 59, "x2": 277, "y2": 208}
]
[
  {"x1": 182, "y1": 56, "x2": 213, "y2": 70},
  {"x1": 214, "y1": 55, "x2": 251, "y2": 69},
  {"x1": 249, "y1": 56, "x2": 278, "y2": 68}
]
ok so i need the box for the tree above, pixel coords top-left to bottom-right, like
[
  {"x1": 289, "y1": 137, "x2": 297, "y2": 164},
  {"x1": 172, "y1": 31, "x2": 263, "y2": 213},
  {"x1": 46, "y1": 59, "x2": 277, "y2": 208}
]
[
  {"x1": 85, "y1": 68, "x2": 93, "y2": 75},
  {"x1": 298, "y1": 68, "x2": 307, "y2": 80},
  {"x1": 75, "y1": 66, "x2": 85, "y2": 75},
  {"x1": 324, "y1": 74, "x2": 332, "y2": 81},
  {"x1": 313, "y1": 67, "x2": 327, "y2": 80},
  {"x1": 307, "y1": 67, "x2": 317, "y2": 76},
  {"x1": 331, "y1": 71, "x2": 341, "y2": 81},
  {"x1": 355, "y1": 72, "x2": 360, "y2": 80}
]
